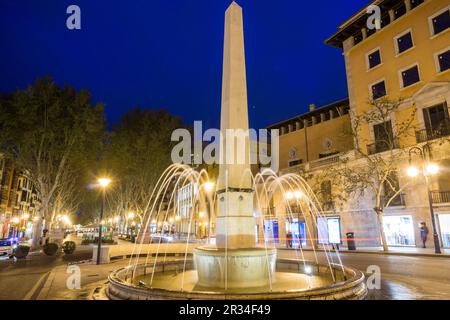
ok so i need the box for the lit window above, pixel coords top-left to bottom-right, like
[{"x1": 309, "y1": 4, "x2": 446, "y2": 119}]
[
  {"x1": 401, "y1": 65, "x2": 420, "y2": 88},
  {"x1": 437, "y1": 49, "x2": 450, "y2": 72},
  {"x1": 431, "y1": 9, "x2": 450, "y2": 36},
  {"x1": 368, "y1": 50, "x2": 381, "y2": 69},
  {"x1": 371, "y1": 81, "x2": 387, "y2": 100},
  {"x1": 396, "y1": 32, "x2": 413, "y2": 54}
]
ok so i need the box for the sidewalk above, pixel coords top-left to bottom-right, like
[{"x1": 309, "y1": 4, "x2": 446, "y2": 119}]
[{"x1": 278, "y1": 245, "x2": 450, "y2": 258}]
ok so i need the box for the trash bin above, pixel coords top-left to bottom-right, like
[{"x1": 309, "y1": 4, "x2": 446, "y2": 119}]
[{"x1": 346, "y1": 232, "x2": 356, "y2": 250}]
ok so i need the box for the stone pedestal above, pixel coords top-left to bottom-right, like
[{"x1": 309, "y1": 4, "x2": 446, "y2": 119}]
[{"x1": 194, "y1": 246, "x2": 276, "y2": 289}]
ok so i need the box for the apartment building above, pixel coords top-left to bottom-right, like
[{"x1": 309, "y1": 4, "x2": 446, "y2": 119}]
[{"x1": 265, "y1": 0, "x2": 450, "y2": 249}]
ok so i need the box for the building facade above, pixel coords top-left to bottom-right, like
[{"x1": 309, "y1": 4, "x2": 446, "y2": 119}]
[
  {"x1": 265, "y1": 0, "x2": 450, "y2": 250},
  {"x1": 0, "y1": 155, "x2": 40, "y2": 239}
]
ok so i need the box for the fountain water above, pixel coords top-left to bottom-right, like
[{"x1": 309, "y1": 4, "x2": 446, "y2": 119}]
[{"x1": 106, "y1": 2, "x2": 367, "y2": 300}]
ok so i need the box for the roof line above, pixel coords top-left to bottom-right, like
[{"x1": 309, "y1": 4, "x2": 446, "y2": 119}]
[{"x1": 265, "y1": 98, "x2": 349, "y2": 129}]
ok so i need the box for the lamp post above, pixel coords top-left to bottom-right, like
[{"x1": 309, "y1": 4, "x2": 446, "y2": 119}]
[
  {"x1": 407, "y1": 145, "x2": 441, "y2": 254},
  {"x1": 97, "y1": 178, "x2": 111, "y2": 264}
]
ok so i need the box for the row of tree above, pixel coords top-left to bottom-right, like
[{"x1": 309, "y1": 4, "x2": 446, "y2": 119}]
[{"x1": 0, "y1": 77, "x2": 185, "y2": 248}]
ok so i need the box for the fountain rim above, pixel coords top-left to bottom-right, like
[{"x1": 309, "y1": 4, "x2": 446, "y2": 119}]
[{"x1": 107, "y1": 258, "x2": 367, "y2": 300}]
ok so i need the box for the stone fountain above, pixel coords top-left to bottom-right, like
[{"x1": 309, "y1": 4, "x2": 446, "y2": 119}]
[
  {"x1": 193, "y1": 2, "x2": 276, "y2": 290},
  {"x1": 106, "y1": 2, "x2": 367, "y2": 300}
]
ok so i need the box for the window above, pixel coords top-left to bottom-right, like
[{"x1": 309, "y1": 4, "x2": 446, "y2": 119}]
[
  {"x1": 401, "y1": 65, "x2": 420, "y2": 88},
  {"x1": 437, "y1": 49, "x2": 450, "y2": 73},
  {"x1": 430, "y1": 8, "x2": 450, "y2": 36},
  {"x1": 380, "y1": 14, "x2": 390, "y2": 28},
  {"x1": 395, "y1": 31, "x2": 414, "y2": 54},
  {"x1": 371, "y1": 80, "x2": 387, "y2": 100},
  {"x1": 368, "y1": 120, "x2": 398, "y2": 154},
  {"x1": 383, "y1": 216, "x2": 415, "y2": 246},
  {"x1": 410, "y1": 0, "x2": 424, "y2": 10},
  {"x1": 373, "y1": 120, "x2": 394, "y2": 152},
  {"x1": 422, "y1": 102, "x2": 450, "y2": 140},
  {"x1": 367, "y1": 49, "x2": 381, "y2": 69},
  {"x1": 393, "y1": 2, "x2": 406, "y2": 20}
]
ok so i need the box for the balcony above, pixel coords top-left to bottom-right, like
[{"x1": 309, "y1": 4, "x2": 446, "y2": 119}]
[
  {"x1": 382, "y1": 193, "x2": 406, "y2": 207},
  {"x1": 415, "y1": 122, "x2": 450, "y2": 143},
  {"x1": 367, "y1": 138, "x2": 400, "y2": 155},
  {"x1": 431, "y1": 191, "x2": 450, "y2": 204}
]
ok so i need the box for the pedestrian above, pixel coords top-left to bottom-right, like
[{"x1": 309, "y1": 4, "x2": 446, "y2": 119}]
[
  {"x1": 286, "y1": 231, "x2": 293, "y2": 248},
  {"x1": 419, "y1": 222, "x2": 429, "y2": 248}
]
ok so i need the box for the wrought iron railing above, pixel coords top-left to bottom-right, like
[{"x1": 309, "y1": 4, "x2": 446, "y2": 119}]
[
  {"x1": 431, "y1": 191, "x2": 450, "y2": 204},
  {"x1": 367, "y1": 138, "x2": 400, "y2": 155},
  {"x1": 415, "y1": 122, "x2": 450, "y2": 143}
]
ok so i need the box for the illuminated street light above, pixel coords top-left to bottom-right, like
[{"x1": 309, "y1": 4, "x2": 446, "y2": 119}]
[
  {"x1": 175, "y1": 215, "x2": 181, "y2": 221},
  {"x1": 203, "y1": 181, "x2": 215, "y2": 193},
  {"x1": 169, "y1": 217, "x2": 174, "y2": 224},
  {"x1": 294, "y1": 190, "x2": 303, "y2": 199},
  {"x1": 98, "y1": 178, "x2": 111, "y2": 188},
  {"x1": 426, "y1": 163, "x2": 439, "y2": 175},
  {"x1": 199, "y1": 211, "x2": 205, "y2": 218},
  {"x1": 11, "y1": 217, "x2": 20, "y2": 224},
  {"x1": 407, "y1": 166, "x2": 419, "y2": 177},
  {"x1": 114, "y1": 216, "x2": 120, "y2": 222},
  {"x1": 22, "y1": 213, "x2": 30, "y2": 220},
  {"x1": 127, "y1": 212, "x2": 135, "y2": 219}
]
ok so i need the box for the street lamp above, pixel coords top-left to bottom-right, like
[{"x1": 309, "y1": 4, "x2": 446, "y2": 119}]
[
  {"x1": 407, "y1": 145, "x2": 441, "y2": 254},
  {"x1": 96, "y1": 177, "x2": 111, "y2": 265},
  {"x1": 203, "y1": 181, "x2": 215, "y2": 193}
]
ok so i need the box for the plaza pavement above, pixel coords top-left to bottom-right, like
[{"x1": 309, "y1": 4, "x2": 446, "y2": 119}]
[{"x1": 21, "y1": 241, "x2": 450, "y2": 300}]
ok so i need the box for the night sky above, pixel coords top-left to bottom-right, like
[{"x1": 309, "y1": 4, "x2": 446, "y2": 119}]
[{"x1": 0, "y1": 0, "x2": 366, "y2": 130}]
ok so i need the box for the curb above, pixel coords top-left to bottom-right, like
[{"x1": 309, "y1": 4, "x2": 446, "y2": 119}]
[
  {"x1": 278, "y1": 247, "x2": 450, "y2": 258},
  {"x1": 35, "y1": 267, "x2": 58, "y2": 300}
]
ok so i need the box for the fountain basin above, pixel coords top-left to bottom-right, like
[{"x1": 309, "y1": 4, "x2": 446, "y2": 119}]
[
  {"x1": 107, "y1": 257, "x2": 367, "y2": 300},
  {"x1": 194, "y1": 246, "x2": 276, "y2": 289}
]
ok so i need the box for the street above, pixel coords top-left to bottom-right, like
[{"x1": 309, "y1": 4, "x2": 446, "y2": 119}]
[
  {"x1": 0, "y1": 243, "x2": 449, "y2": 300},
  {"x1": 0, "y1": 246, "x2": 92, "y2": 300}
]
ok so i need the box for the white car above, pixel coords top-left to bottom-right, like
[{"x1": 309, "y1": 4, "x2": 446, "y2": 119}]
[{"x1": 0, "y1": 239, "x2": 15, "y2": 259}]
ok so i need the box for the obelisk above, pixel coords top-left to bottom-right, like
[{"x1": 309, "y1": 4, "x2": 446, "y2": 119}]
[
  {"x1": 194, "y1": 2, "x2": 276, "y2": 289},
  {"x1": 216, "y1": 1, "x2": 255, "y2": 249}
]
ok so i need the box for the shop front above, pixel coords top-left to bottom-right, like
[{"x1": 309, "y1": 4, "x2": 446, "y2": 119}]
[
  {"x1": 382, "y1": 215, "x2": 415, "y2": 246},
  {"x1": 438, "y1": 213, "x2": 450, "y2": 248}
]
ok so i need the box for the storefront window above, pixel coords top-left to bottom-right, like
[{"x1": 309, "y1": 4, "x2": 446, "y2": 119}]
[
  {"x1": 317, "y1": 217, "x2": 341, "y2": 245},
  {"x1": 383, "y1": 215, "x2": 415, "y2": 246},
  {"x1": 438, "y1": 214, "x2": 450, "y2": 248},
  {"x1": 286, "y1": 219, "x2": 306, "y2": 248}
]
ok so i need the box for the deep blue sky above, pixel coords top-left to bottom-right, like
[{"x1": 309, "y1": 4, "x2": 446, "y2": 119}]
[{"x1": 0, "y1": 0, "x2": 366, "y2": 129}]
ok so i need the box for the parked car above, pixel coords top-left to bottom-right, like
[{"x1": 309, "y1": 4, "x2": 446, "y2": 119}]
[{"x1": 0, "y1": 239, "x2": 15, "y2": 259}]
